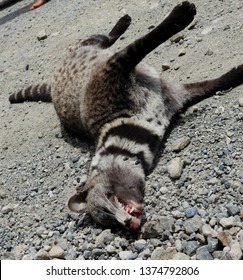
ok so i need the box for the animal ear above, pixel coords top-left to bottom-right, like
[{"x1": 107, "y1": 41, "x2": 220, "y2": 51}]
[
  {"x1": 68, "y1": 176, "x2": 94, "y2": 212},
  {"x1": 68, "y1": 192, "x2": 88, "y2": 213}
]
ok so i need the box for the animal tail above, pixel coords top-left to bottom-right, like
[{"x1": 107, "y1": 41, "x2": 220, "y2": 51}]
[
  {"x1": 107, "y1": 1, "x2": 196, "y2": 72},
  {"x1": 9, "y1": 83, "x2": 52, "y2": 103},
  {"x1": 183, "y1": 64, "x2": 243, "y2": 107}
]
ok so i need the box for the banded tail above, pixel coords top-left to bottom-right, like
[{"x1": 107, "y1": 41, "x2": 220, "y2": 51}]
[
  {"x1": 8, "y1": 14, "x2": 131, "y2": 104},
  {"x1": 9, "y1": 83, "x2": 52, "y2": 103}
]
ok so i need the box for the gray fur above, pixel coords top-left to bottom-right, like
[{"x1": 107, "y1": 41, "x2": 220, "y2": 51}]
[{"x1": 9, "y1": 2, "x2": 243, "y2": 230}]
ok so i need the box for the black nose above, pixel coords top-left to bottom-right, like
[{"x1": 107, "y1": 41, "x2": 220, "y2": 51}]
[{"x1": 124, "y1": 217, "x2": 132, "y2": 224}]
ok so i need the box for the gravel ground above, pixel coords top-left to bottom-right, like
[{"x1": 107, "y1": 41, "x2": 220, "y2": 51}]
[{"x1": 0, "y1": 0, "x2": 243, "y2": 260}]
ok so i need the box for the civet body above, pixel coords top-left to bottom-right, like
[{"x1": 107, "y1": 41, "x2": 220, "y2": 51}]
[{"x1": 9, "y1": 2, "x2": 243, "y2": 230}]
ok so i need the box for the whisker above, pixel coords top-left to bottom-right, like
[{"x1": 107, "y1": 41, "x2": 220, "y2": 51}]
[{"x1": 89, "y1": 191, "x2": 130, "y2": 222}]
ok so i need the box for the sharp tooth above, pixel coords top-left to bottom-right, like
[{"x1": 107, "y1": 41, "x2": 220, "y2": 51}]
[{"x1": 130, "y1": 207, "x2": 135, "y2": 213}]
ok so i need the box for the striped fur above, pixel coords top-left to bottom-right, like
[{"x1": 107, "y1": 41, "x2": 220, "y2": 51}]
[
  {"x1": 9, "y1": 83, "x2": 52, "y2": 103},
  {"x1": 96, "y1": 117, "x2": 165, "y2": 174},
  {"x1": 9, "y1": 2, "x2": 243, "y2": 230}
]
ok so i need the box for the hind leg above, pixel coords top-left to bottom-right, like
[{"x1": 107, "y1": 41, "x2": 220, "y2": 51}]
[
  {"x1": 183, "y1": 64, "x2": 243, "y2": 107},
  {"x1": 80, "y1": 14, "x2": 131, "y2": 48}
]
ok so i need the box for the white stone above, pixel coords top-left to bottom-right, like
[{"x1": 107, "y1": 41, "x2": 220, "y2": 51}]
[
  {"x1": 201, "y1": 224, "x2": 217, "y2": 237},
  {"x1": 167, "y1": 157, "x2": 183, "y2": 179},
  {"x1": 229, "y1": 242, "x2": 242, "y2": 260},
  {"x1": 170, "y1": 136, "x2": 191, "y2": 152},
  {"x1": 49, "y1": 246, "x2": 65, "y2": 259},
  {"x1": 119, "y1": 251, "x2": 133, "y2": 260},
  {"x1": 239, "y1": 98, "x2": 243, "y2": 107}
]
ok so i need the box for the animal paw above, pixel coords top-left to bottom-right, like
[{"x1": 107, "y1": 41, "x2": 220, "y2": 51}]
[
  {"x1": 109, "y1": 14, "x2": 132, "y2": 38},
  {"x1": 169, "y1": 1, "x2": 197, "y2": 28}
]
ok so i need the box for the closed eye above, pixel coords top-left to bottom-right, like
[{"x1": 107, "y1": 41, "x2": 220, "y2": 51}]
[{"x1": 106, "y1": 190, "x2": 114, "y2": 199}]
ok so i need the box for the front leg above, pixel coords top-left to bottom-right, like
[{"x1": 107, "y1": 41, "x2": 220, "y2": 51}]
[
  {"x1": 107, "y1": 1, "x2": 197, "y2": 72},
  {"x1": 80, "y1": 14, "x2": 131, "y2": 48}
]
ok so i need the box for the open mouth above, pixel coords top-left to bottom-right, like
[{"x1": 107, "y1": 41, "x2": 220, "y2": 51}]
[{"x1": 114, "y1": 196, "x2": 143, "y2": 230}]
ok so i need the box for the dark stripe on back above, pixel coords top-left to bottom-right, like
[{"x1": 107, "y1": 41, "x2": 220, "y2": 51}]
[
  {"x1": 99, "y1": 145, "x2": 150, "y2": 174},
  {"x1": 90, "y1": 113, "x2": 131, "y2": 136},
  {"x1": 101, "y1": 123, "x2": 160, "y2": 154}
]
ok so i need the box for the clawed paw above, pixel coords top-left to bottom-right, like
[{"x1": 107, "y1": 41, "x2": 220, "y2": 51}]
[
  {"x1": 109, "y1": 14, "x2": 132, "y2": 38},
  {"x1": 170, "y1": 1, "x2": 197, "y2": 27}
]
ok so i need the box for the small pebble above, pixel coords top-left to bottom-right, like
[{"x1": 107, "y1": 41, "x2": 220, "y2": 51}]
[
  {"x1": 185, "y1": 207, "x2": 197, "y2": 218},
  {"x1": 167, "y1": 157, "x2": 183, "y2": 179},
  {"x1": 49, "y1": 246, "x2": 65, "y2": 259},
  {"x1": 220, "y1": 217, "x2": 238, "y2": 228},
  {"x1": 207, "y1": 177, "x2": 219, "y2": 185},
  {"x1": 183, "y1": 241, "x2": 199, "y2": 256},
  {"x1": 171, "y1": 35, "x2": 184, "y2": 43},
  {"x1": 178, "y1": 48, "x2": 186, "y2": 56},
  {"x1": 217, "y1": 231, "x2": 231, "y2": 247},
  {"x1": 201, "y1": 25, "x2": 213, "y2": 35},
  {"x1": 160, "y1": 186, "x2": 167, "y2": 194},
  {"x1": 173, "y1": 252, "x2": 190, "y2": 260},
  {"x1": 183, "y1": 215, "x2": 203, "y2": 234},
  {"x1": 95, "y1": 229, "x2": 113, "y2": 247},
  {"x1": 151, "y1": 247, "x2": 177, "y2": 260},
  {"x1": 205, "y1": 49, "x2": 214, "y2": 56},
  {"x1": 201, "y1": 224, "x2": 217, "y2": 237},
  {"x1": 162, "y1": 63, "x2": 170, "y2": 71},
  {"x1": 207, "y1": 236, "x2": 219, "y2": 252},
  {"x1": 0, "y1": 190, "x2": 7, "y2": 199},
  {"x1": 119, "y1": 251, "x2": 134, "y2": 260},
  {"x1": 134, "y1": 239, "x2": 147, "y2": 252},
  {"x1": 106, "y1": 245, "x2": 116, "y2": 254},
  {"x1": 229, "y1": 242, "x2": 242, "y2": 260},
  {"x1": 35, "y1": 249, "x2": 50, "y2": 260},
  {"x1": 92, "y1": 248, "x2": 105, "y2": 257},
  {"x1": 2, "y1": 204, "x2": 14, "y2": 214},
  {"x1": 196, "y1": 246, "x2": 213, "y2": 260},
  {"x1": 37, "y1": 30, "x2": 48, "y2": 41},
  {"x1": 170, "y1": 136, "x2": 191, "y2": 152},
  {"x1": 226, "y1": 203, "x2": 240, "y2": 216},
  {"x1": 141, "y1": 221, "x2": 164, "y2": 239}
]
